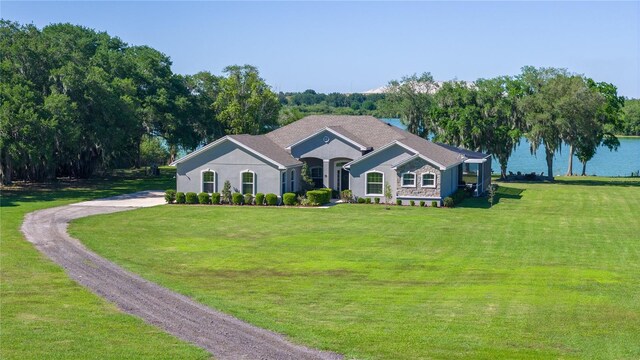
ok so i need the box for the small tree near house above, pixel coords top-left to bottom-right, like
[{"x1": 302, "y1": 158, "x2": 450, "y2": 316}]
[
  {"x1": 488, "y1": 184, "x2": 498, "y2": 208},
  {"x1": 221, "y1": 180, "x2": 232, "y2": 204},
  {"x1": 384, "y1": 181, "x2": 392, "y2": 205},
  {"x1": 300, "y1": 162, "x2": 315, "y2": 191}
]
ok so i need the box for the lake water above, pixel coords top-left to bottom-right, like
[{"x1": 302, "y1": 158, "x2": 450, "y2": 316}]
[{"x1": 381, "y1": 118, "x2": 640, "y2": 177}]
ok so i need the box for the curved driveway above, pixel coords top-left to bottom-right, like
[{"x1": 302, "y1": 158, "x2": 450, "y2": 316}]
[{"x1": 21, "y1": 191, "x2": 341, "y2": 360}]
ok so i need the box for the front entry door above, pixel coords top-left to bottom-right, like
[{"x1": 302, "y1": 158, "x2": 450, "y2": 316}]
[{"x1": 336, "y1": 168, "x2": 350, "y2": 192}]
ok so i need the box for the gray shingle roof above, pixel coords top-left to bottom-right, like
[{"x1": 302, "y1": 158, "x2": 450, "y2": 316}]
[
  {"x1": 266, "y1": 115, "x2": 406, "y2": 149},
  {"x1": 173, "y1": 115, "x2": 489, "y2": 170},
  {"x1": 228, "y1": 134, "x2": 302, "y2": 168},
  {"x1": 267, "y1": 115, "x2": 480, "y2": 168}
]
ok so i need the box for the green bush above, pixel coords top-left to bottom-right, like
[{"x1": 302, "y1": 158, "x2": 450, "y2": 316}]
[
  {"x1": 283, "y1": 192, "x2": 297, "y2": 206},
  {"x1": 409, "y1": 200, "x2": 415, "y2": 206},
  {"x1": 176, "y1": 192, "x2": 186, "y2": 204},
  {"x1": 255, "y1": 193, "x2": 265, "y2": 206},
  {"x1": 318, "y1": 188, "x2": 333, "y2": 199},
  {"x1": 211, "y1": 192, "x2": 221, "y2": 205},
  {"x1": 306, "y1": 190, "x2": 330, "y2": 206},
  {"x1": 431, "y1": 200, "x2": 438, "y2": 208},
  {"x1": 365, "y1": 197, "x2": 372, "y2": 204},
  {"x1": 444, "y1": 197, "x2": 455, "y2": 207},
  {"x1": 357, "y1": 197, "x2": 366, "y2": 204},
  {"x1": 265, "y1": 193, "x2": 278, "y2": 206},
  {"x1": 419, "y1": 200, "x2": 425, "y2": 207},
  {"x1": 185, "y1": 192, "x2": 198, "y2": 204},
  {"x1": 396, "y1": 199, "x2": 402, "y2": 206},
  {"x1": 232, "y1": 192, "x2": 244, "y2": 205},
  {"x1": 244, "y1": 193, "x2": 254, "y2": 205},
  {"x1": 164, "y1": 189, "x2": 176, "y2": 204},
  {"x1": 198, "y1": 192, "x2": 211, "y2": 204},
  {"x1": 374, "y1": 197, "x2": 380, "y2": 204},
  {"x1": 451, "y1": 189, "x2": 468, "y2": 205},
  {"x1": 341, "y1": 189, "x2": 353, "y2": 203}
]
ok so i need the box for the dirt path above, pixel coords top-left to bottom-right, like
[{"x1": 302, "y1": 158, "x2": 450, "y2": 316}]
[{"x1": 21, "y1": 191, "x2": 342, "y2": 360}]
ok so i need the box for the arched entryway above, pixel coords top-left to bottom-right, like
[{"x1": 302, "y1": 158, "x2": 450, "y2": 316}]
[{"x1": 333, "y1": 158, "x2": 352, "y2": 192}]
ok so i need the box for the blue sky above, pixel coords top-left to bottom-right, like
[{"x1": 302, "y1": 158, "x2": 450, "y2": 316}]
[{"x1": 3, "y1": 1, "x2": 639, "y2": 97}]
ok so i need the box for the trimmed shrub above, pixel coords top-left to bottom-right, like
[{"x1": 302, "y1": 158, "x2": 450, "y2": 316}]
[
  {"x1": 185, "y1": 192, "x2": 198, "y2": 204},
  {"x1": 365, "y1": 197, "x2": 372, "y2": 204},
  {"x1": 198, "y1": 192, "x2": 211, "y2": 205},
  {"x1": 232, "y1": 192, "x2": 244, "y2": 205},
  {"x1": 176, "y1": 192, "x2": 186, "y2": 204},
  {"x1": 211, "y1": 192, "x2": 221, "y2": 205},
  {"x1": 419, "y1": 200, "x2": 425, "y2": 207},
  {"x1": 318, "y1": 188, "x2": 333, "y2": 199},
  {"x1": 255, "y1": 193, "x2": 265, "y2": 206},
  {"x1": 283, "y1": 192, "x2": 297, "y2": 206},
  {"x1": 374, "y1": 197, "x2": 380, "y2": 204},
  {"x1": 444, "y1": 197, "x2": 455, "y2": 208},
  {"x1": 164, "y1": 189, "x2": 176, "y2": 204},
  {"x1": 357, "y1": 197, "x2": 366, "y2": 204},
  {"x1": 341, "y1": 189, "x2": 353, "y2": 203},
  {"x1": 409, "y1": 200, "x2": 415, "y2": 206},
  {"x1": 265, "y1": 193, "x2": 278, "y2": 206},
  {"x1": 306, "y1": 190, "x2": 330, "y2": 206},
  {"x1": 396, "y1": 199, "x2": 402, "y2": 206},
  {"x1": 431, "y1": 200, "x2": 438, "y2": 208},
  {"x1": 244, "y1": 193, "x2": 254, "y2": 205}
]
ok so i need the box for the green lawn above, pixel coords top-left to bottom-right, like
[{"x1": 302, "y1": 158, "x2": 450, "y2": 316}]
[
  {"x1": 0, "y1": 169, "x2": 210, "y2": 359},
  {"x1": 69, "y1": 177, "x2": 640, "y2": 359}
]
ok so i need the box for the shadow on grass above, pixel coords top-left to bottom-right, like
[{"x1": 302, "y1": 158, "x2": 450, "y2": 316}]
[
  {"x1": 0, "y1": 169, "x2": 175, "y2": 208},
  {"x1": 456, "y1": 186, "x2": 525, "y2": 209},
  {"x1": 553, "y1": 178, "x2": 640, "y2": 187}
]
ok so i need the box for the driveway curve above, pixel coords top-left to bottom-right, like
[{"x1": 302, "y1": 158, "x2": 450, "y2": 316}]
[{"x1": 21, "y1": 191, "x2": 341, "y2": 360}]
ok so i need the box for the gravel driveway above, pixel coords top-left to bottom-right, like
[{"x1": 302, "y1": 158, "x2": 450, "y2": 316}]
[{"x1": 21, "y1": 191, "x2": 342, "y2": 360}]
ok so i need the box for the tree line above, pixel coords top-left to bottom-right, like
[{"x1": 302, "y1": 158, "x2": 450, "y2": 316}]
[
  {"x1": 0, "y1": 21, "x2": 279, "y2": 184},
  {"x1": 2, "y1": 20, "x2": 638, "y2": 184},
  {"x1": 379, "y1": 69, "x2": 627, "y2": 180}
]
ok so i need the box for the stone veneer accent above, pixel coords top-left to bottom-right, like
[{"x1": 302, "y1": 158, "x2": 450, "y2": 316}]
[{"x1": 396, "y1": 158, "x2": 441, "y2": 198}]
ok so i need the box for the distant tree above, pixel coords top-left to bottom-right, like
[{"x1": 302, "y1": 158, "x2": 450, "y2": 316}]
[
  {"x1": 517, "y1": 66, "x2": 569, "y2": 181},
  {"x1": 140, "y1": 135, "x2": 169, "y2": 166},
  {"x1": 571, "y1": 80, "x2": 624, "y2": 176},
  {"x1": 474, "y1": 77, "x2": 525, "y2": 179},
  {"x1": 278, "y1": 107, "x2": 304, "y2": 126},
  {"x1": 214, "y1": 65, "x2": 280, "y2": 135},
  {"x1": 622, "y1": 99, "x2": 640, "y2": 136},
  {"x1": 382, "y1": 72, "x2": 438, "y2": 137},
  {"x1": 184, "y1": 71, "x2": 223, "y2": 145},
  {"x1": 432, "y1": 81, "x2": 480, "y2": 149}
]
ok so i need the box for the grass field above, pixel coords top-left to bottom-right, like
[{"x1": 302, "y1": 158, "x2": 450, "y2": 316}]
[
  {"x1": 0, "y1": 169, "x2": 210, "y2": 359},
  {"x1": 69, "y1": 177, "x2": 640, "y2": 359}
]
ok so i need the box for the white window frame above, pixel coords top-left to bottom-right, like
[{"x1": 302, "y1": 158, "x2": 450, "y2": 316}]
[
  {"x1": 421, "y1": 172, "x2": 437, "y2": 188},
  {"x1": 290, "y1": 169, "x2": 296, "y2": 192},
  {"x1": 201, "y1": 169, "x2": 216, "y2": 193},
  {"x1": 401, "y1": 171, "x2": 416, "y2": 187},
  {"x1": 240, "y1": 170, "x2": 256, "y2": 195},
  {"x1": 365, "y1": 170, "x2": 384, "y2": 196}
]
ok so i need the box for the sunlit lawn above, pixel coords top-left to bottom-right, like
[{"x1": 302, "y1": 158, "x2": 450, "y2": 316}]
[
  {"x1": 0, "y1": 169, "x2": 210, "y2": 359},
  {"x1": 69, "y1": 177, "x2": 640, "y2": 359}
]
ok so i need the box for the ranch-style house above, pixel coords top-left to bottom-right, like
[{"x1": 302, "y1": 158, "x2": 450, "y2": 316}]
[{"x1": 171, "y1": 115, "x2": 491, "y2": 205}]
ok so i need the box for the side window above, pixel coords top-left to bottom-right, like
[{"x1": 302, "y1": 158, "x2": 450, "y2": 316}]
[
  {"x1": 202, "y1": 170, "x2": 215, "y2": 193},
  {"x1": 241, "y1": 171, "x2": 255, "y2": 195}
]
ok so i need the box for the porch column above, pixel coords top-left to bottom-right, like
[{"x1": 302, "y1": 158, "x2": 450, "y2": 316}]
[{"x1": 322, "y1": 159, "x2": 330, "y2": 188}]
